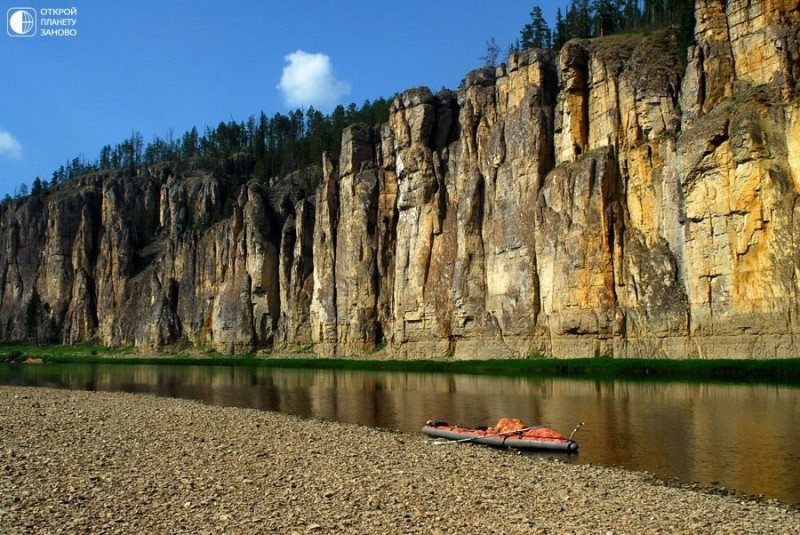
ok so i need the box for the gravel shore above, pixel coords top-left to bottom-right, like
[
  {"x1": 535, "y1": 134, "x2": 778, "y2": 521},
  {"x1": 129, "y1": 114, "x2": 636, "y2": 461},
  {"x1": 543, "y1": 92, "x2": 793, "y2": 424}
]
[{"x1": 1, "y1": 386, "x2": 798, "y2": 534}]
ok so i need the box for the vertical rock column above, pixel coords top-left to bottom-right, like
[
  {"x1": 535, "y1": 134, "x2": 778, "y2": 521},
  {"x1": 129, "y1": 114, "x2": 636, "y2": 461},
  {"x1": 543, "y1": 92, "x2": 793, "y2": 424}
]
[
  {"x1": 242, "y1": 183, "x2": 280, "y2": 346},
  {"x1": 94, "y1": 179, "x2": 133, "y2": 346},
  {"x1": 375, "y1": 123, "x2": 398, "y2": 348},
  {"x1": 389, "y1": 88, "x2": 453, "y2": 358},
  {"x1": 310, "y1": 154, "x2": 340, "y2": 356},
  {"x1": 609, "y1": 34, "x2": 689, "y2": 357},
  {"x1": 450, "y1": 69, "x2": 498, "y2": 358},
  {"x1": 681, "y1": 0, "x2": 736, "y2": 127},
  {"x1": 277, "y1": 198, "x2": 315, "y2": 348},
  {"x1": 536, "y1": 149, "x2": 623, "y2": 357},
  {"x1": 678, "y1": 99, "x2": 797, "y2": 357},
  {"x1": 481, "y1": 51, "x2": 557, "y2": 357},
  {"x1": 677, "y1": 0, "x2": 800, "y2": 358},
  {"x1": 208, "y1": 191, "x2": 256, "y2": 354},
  {"x1": 554, "y1": 42, "x2": 589, "y2": 164},
  {"x1": 65, "y1": 202, "x2": 99, "y2": 343},
  {"x1": 334, "y1": 125, "x2": 380, "y2": 354}
]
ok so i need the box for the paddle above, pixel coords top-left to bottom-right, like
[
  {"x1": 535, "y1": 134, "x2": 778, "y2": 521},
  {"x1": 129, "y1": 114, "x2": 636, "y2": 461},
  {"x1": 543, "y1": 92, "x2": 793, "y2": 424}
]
[
  {"x1": 568, "y1": 421, "x2": 585, "y2": 441},
  {"x1": 432, "y1": 425, "x2": 542, "y2": 446}
]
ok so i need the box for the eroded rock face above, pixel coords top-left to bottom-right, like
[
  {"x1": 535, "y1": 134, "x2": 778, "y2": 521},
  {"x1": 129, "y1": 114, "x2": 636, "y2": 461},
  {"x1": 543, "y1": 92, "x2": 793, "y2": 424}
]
[
  {"x1": 303, "y1": 0, "x2": 799, "y2": 359},
  {"x1": 309, "y1": 154, "x2": 339, "y2": 355},
  {"x1": 678, "y1": 92, "x2": 798, "y2": 357},
  {"x1": 276, "y1": 198, "x2": 315, "y2": 348},
  {"x1": 0, "y1": 0, "x2": 797, "y2": 358},
  {"x1": 536, "y1": 148, "x2": 623, "y2": 357},
  {"x1": 389, "y1": 87, "x2": 453, "y2": 358}
]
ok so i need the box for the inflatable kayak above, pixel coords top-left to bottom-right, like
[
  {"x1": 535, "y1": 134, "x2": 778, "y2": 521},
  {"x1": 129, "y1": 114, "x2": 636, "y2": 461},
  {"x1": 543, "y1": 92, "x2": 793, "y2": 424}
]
[{"x1": 422, "y1": 418, "x2": 579, "y2": 452}]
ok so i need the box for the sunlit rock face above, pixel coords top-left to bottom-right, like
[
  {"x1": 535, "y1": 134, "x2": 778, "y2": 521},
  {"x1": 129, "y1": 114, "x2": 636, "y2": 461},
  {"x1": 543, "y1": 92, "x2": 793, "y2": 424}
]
[{"x1": 1, "y1": 0, "x2": 798, "y2": 359}]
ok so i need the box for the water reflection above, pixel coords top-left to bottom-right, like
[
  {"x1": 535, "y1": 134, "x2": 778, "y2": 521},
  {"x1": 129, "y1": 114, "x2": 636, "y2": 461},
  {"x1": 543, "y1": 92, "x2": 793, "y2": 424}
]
[{"x1": 1, "y1": 363, "x2": 799, "y2": 504}]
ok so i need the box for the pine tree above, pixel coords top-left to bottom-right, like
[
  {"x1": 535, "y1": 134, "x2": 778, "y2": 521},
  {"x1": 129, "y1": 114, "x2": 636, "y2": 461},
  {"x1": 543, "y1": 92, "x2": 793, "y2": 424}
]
[
  {"x1": 622, "y1": 0, "x2": 641, "y2": 32},
  {"x1": 643, "y1": 0, "x2": 658, "y2": 28},
  {"x1": 567, "y1": 0, "x2": 593, "y2": 38},
  {"x1": 182, "y1": 127, "x2": 199, "y2": 160},
  {"x1": 593, "y1": 0, "x2": 621, "y2": 36},
  {"x1": 481, "y1": 37, "x2": 501, "y2": 66},
  {"x1": 521, "y1": 6, "x2": 552, "y2": 49},
  {"x1": 25, "y1": 289, "x2": 41, "y2": 343},
  {"x1": 554, "y1": 8, "x2": 568, "y2": 48},
  {"x1": 31, "y1": 177, "x2": 43, "y2": 196}
]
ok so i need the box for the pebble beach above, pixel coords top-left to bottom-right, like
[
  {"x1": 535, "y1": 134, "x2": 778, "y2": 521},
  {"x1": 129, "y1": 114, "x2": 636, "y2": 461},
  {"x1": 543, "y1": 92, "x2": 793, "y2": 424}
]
[{"x1": 1, "y1": 386, "x2": 798, "y2": 534}]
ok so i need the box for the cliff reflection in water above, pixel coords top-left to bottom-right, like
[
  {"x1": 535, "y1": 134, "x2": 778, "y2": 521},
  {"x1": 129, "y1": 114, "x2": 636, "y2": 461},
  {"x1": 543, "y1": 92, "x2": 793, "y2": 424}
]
[{"x1": 1, "y1": 363, "x2": 799, "y2": 504}]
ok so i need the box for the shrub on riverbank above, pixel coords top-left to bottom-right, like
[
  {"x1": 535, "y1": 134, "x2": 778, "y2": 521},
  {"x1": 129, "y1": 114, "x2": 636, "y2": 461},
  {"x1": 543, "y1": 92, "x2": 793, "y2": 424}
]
[{"x1": 1, "y1": 350, "x2": 27, "y2": 363}]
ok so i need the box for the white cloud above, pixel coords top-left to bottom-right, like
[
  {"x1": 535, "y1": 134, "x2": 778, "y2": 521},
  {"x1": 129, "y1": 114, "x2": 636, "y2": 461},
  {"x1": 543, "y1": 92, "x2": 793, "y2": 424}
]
[
  {"x1": 277, "y1": 50, "x2": 351, "y2": 111},
  {"x1": 0, "y1": 131, "x2": 22, "y2": 160}
]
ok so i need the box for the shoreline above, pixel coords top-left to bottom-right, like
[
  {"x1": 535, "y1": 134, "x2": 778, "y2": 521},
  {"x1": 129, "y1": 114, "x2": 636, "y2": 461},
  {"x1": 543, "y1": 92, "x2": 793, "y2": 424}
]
[
  {"x1": 1, "y1": 386, "x2": 798, "y2": 533},
  {"x1": 3, "y1": 343, "x2": 800, "y2": 384}
]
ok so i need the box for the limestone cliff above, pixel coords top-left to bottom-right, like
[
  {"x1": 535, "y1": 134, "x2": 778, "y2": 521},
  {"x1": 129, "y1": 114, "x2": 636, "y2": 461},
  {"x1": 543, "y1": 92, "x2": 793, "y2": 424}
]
[{"x1": 1, "y1": 0, "x2": 798, "y2": 358}]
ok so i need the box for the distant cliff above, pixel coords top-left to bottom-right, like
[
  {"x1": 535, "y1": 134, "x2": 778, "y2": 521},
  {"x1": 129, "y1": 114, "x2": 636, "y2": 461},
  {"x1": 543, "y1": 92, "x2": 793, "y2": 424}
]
[{"x1": 1, "y1": 0, "x2": 798, "y2": 359}]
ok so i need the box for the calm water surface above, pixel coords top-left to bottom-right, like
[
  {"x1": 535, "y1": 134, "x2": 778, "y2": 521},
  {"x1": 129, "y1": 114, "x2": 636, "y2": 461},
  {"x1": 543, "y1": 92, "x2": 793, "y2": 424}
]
[{"x1": 2, "y1": 363, "x2": 799, "y2": 505}]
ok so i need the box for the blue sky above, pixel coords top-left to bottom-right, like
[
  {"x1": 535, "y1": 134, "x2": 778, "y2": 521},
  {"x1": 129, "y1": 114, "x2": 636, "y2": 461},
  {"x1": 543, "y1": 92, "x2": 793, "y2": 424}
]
[{"x1": 1, "y1": 1, "x2": 558, "y2": 197}]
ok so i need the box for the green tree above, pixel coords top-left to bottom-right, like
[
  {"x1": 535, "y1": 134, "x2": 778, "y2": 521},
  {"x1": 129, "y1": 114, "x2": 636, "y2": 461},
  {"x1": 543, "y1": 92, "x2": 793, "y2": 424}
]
[
  {"x1": 32, "y1": 88, "x2": 397, "y2": 199},
  {"x1": 133, "y1": 131, "x2": 144, "y2": 170},
  {"x1": 643, "y1": 0, "x2": 660, "y2": 28},
  {"x1": 182, "y1": 127, "x2": 199, "y2": 159},
  {"x1": 52, "y1": 165, "x2": 66, "y2": 185},
  {"x1": 303, "y1": 106, "x2": 329, "y2": 167},
  {"x1": 99, "y1": 145, "x2": 112, "y2": 169},
  {"x1": 593, "y1": 0, "x2": 622, "y2": 36},
  {"x1": 554, "y1": 8, "x2": 569, "y2": 48},
  {"x1": 566, "y1": 0, "x2": 593, "y2": 39},
  {"x1": 621, "y1": 0, "x2": 641, "y2": 31},
  {"x1": 521, "y1": 6, "x2": 552, "y2": 49},
  {"x1": 329, "y1": 105, "x2": 347, "y2": 155},
  {"x1": 25, "y1": 288, "x2": 41, "y2": 343},
  {"x1": 481, "y1": 37, "x2": 501, "y2": 66},
  {"x1": 31, "y1": 177, "x2": 44, "y2": 196}
]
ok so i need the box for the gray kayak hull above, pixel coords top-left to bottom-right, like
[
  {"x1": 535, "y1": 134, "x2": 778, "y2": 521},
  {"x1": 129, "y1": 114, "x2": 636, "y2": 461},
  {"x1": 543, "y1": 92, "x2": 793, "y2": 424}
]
[{"x1": 422, "y1": 425, "x2": 579, "y2": 452}]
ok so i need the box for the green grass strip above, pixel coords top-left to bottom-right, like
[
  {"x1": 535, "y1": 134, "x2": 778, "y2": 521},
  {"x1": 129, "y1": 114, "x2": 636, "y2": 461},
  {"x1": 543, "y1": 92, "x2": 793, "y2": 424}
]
[{"x1": 2, "y1": 344, "x2": 800, "y2": 384}]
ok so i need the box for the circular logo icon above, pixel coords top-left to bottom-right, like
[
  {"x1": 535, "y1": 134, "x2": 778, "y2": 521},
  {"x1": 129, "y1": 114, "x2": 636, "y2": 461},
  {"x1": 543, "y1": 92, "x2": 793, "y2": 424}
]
[{"x1": 8, "y1": 8, "x2": 36, "y2": 37}]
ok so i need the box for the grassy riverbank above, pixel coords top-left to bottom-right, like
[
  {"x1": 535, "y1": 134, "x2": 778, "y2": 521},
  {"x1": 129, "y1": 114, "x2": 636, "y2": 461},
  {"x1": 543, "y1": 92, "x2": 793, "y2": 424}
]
[{"x1": 3, "y1": 342, "x2": 800, "y2": 384}]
